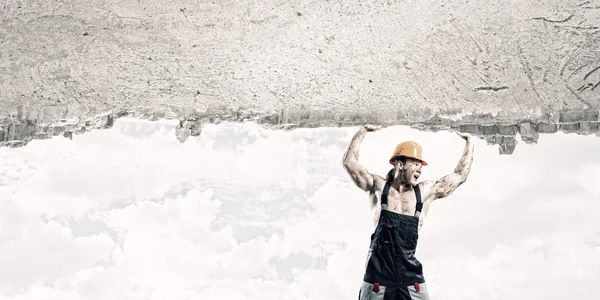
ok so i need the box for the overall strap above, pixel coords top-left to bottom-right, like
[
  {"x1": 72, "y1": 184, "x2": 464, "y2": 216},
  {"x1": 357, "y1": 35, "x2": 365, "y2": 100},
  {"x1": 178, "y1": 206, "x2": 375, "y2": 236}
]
[
  {"x1": 381, "y1": 181, "x2": 391, "y2": 210},
  {"x1": 414, "y1": 184, "x2": 423, "y2": 218}
]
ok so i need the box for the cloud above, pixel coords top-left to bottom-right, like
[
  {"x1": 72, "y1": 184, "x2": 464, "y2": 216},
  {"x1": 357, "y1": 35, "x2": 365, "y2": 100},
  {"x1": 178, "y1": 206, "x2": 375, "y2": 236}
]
[
  {"x1": 0, "y1": 118, "x2": 598, "y2": 299},
  {"x1": 0, "y1": 190, "x2": 114, "y2": 296}
]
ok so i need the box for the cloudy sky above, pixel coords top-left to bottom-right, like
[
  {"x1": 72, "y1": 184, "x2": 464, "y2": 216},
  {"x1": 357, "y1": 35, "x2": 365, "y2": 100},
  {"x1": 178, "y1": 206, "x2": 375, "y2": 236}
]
[{"x1": 0, "y1": 118, "x2": 598, "y2": 300}]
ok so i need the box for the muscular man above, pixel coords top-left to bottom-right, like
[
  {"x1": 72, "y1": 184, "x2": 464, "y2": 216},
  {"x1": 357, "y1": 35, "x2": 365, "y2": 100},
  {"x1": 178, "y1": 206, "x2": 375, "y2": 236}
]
[{"x1": 342, "y1": 124, "x2": 474, "y2": 300}]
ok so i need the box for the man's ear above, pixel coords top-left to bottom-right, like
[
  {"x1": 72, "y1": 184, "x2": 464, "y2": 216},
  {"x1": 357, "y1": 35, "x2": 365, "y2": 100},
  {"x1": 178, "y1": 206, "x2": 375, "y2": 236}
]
[{"x1": 395, "y1": 160, "x2": 404, "y2": 170}]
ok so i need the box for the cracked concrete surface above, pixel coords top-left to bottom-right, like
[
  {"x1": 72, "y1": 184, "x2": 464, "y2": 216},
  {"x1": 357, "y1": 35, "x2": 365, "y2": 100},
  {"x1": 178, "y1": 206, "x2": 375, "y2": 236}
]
[{"x1": 1, "y1": 0, "x2": 600, "y2": 154}]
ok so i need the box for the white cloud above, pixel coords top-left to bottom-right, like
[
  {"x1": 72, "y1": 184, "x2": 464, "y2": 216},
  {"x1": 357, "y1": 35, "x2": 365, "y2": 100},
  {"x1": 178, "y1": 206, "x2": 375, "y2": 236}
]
[
  {"x1": 0, "y1": 118, "x2": 598, "y2": 299},
  {"x1": 0, "y1": 191, "x2": 114, "y2": 295}
]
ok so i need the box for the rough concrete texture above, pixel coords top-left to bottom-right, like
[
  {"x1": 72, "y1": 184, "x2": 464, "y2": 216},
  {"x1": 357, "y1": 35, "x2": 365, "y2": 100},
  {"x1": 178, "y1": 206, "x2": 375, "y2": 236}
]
[{"x1": 1, "y1": 0, "x2": 600, "y2": 154}]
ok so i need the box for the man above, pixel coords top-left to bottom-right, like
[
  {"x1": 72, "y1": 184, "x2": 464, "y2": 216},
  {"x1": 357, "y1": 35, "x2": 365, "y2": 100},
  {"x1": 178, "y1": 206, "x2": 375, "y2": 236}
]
[{"x1": 342, "y1": 124, "x2": 474, "y2": 300}]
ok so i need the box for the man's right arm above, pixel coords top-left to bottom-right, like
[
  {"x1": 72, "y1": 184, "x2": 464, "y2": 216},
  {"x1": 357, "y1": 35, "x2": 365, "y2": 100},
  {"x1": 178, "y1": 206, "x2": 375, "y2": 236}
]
[
  {"x1": 421, "y1": 132, "x2": 474, "y2": 201},
  {"x1": 342, "y1": 125, "x2": 380, "y2": 192}
]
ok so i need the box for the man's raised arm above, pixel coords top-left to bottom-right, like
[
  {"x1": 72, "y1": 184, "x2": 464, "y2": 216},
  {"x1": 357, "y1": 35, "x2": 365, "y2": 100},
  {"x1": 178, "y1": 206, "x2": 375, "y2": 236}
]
[
  {"x1": 342, "y1": 125, "x2": 381, "y2": 192},
  {"x1": 428, "y1": 132, "x2": 475, "y2": 200}
]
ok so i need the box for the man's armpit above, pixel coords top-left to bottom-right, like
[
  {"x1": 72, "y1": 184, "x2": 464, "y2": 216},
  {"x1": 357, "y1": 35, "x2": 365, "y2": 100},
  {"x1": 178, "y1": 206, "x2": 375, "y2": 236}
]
[
  {"x1": 418, "y1": 180, "x2": 436, "y2": 201},
  {"x1": 369, "y1": 174, "x2": 387, "y2": 192}
]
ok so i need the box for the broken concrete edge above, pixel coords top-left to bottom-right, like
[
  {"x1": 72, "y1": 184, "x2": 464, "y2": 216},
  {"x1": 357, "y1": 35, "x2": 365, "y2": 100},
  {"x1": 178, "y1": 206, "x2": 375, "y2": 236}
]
[{"x1": 1, "y1": 107, "x2": 599, "y2": 155}]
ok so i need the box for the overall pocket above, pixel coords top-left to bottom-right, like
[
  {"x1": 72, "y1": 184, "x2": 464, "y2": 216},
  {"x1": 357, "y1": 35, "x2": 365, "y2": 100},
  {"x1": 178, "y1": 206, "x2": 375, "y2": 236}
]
[{"x1": 358, "y1": 281, "x2": 386, "y2": 300}]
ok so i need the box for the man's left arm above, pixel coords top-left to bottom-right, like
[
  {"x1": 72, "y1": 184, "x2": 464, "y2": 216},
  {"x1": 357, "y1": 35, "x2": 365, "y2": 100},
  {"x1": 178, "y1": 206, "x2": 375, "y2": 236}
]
[{"x1": 425, "y1": 132, "x2": 475, "y2": 200}]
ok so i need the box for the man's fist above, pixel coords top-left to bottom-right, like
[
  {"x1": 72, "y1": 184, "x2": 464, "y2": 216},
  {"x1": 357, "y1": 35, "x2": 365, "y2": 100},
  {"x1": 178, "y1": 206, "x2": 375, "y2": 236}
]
[
  {"x1": 455, "y1": 131, "x2": 472, "y2": 141},
  {"x1": 364, "y1": 124, "x2": 382, "y2": 132}
]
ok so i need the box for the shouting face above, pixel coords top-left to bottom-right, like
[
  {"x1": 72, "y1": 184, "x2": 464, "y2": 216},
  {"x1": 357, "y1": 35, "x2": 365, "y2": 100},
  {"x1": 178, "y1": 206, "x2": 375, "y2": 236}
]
[{"x1": 394, "y1": 157, "x2": 423, "y2": 187}]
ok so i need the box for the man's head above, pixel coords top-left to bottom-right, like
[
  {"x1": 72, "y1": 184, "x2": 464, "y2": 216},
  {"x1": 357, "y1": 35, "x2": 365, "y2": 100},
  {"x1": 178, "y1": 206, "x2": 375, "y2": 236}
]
[
  {"x1": 390, "y1": 156, "x2": 423, "y2": 186},
  {"x1": 388, "y1": 141, "x2": 427, "y2": 187}
]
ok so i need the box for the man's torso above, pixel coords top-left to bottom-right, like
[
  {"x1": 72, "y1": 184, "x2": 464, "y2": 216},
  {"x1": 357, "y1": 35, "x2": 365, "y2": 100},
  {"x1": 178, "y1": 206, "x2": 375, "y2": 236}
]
[{"x1": 368, "y1": 176, "x2": 433, "y2": 233}]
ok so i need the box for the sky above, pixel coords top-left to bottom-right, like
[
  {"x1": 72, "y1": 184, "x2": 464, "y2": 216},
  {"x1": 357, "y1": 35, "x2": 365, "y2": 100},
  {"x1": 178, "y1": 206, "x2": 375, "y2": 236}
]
[{"x1": 0, "y1": 117, "x2": 599, "y2": 300}]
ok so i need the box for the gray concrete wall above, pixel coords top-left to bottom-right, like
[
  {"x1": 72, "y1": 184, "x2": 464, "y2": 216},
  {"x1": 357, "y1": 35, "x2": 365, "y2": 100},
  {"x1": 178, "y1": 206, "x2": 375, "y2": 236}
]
[{"x1": 1, "y1": 0, "x2": 600, "y2": 153}]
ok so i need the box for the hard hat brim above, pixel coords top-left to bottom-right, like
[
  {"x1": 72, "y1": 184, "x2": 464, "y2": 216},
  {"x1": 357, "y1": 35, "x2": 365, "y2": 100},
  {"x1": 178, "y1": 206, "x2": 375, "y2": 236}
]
[{"x1": 389, "y1": 157, "x2": 428, "y2": 166}]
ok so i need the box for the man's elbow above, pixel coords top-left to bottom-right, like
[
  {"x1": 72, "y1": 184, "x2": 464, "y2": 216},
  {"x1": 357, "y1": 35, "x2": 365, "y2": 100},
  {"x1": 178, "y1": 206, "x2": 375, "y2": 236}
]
[
  {"x1": 455, "y1": 170, "x2": 470, "y2": 184},
  {"x1": 342, "y1": 158, "x2": 355, "y2": 169}
]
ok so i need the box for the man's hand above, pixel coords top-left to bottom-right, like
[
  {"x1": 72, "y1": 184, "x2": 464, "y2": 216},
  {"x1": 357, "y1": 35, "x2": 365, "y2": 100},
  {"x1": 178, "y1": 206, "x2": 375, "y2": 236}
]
[
  {"x1": 364, "y1": 124, "x2": 382, "y2": 132},
  {"x1": 455, "y1": 131, "x2": 471, "y2": 141}
]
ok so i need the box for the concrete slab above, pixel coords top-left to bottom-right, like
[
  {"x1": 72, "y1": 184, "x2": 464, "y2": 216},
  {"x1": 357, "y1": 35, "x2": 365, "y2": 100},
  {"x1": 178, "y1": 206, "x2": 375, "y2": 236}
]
[{"x1": 1, "y1": 0, "x2": 600, "y2": 153}]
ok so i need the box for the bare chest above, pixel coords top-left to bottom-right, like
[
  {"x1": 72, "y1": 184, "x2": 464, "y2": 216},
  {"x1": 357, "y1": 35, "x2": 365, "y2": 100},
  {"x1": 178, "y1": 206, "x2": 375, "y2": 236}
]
[
  {"x1": 370, "y1": 188, "x2": 418, "y2": 215},
  {"x1": 369, "y1": 187, "x2": 431, "y2": 231}
]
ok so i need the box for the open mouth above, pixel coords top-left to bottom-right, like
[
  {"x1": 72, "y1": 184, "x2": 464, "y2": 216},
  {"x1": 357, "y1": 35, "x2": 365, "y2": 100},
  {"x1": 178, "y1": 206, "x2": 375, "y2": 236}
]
[{"x1": 413, "y1": 174, "x2": 420, "y2": 181}]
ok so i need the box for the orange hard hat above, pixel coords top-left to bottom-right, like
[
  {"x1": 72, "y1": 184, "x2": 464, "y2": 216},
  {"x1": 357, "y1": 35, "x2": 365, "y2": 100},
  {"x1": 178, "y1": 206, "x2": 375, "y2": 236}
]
[{"x1": 389, "y1": 141, "x2": 428, "y2": 166}]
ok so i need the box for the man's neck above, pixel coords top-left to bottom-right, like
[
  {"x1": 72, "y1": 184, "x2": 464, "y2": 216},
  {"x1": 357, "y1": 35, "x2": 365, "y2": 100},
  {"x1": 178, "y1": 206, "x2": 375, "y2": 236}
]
[{"x1": 392, "y1": 177, "x2": 413, "y2": 192}]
